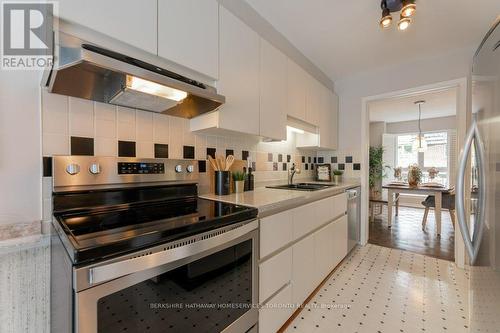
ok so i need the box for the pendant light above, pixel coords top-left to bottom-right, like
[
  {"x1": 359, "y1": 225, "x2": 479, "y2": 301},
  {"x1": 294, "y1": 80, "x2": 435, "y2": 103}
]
[
  {"x1": 412, "y1": 100, "x2": 427, "y2": 152},
  {"x1": 380, "y1": 1, "x2": 392, "y2": 28},
  {"x1": 401, "y1": 0, "x2": 416, "y2": 18}
]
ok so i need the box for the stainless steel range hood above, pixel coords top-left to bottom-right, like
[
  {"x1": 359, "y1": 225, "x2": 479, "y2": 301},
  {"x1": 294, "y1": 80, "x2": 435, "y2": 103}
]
[{"x1": 44, "y1": 30, "x2": 225, "y2": 118}]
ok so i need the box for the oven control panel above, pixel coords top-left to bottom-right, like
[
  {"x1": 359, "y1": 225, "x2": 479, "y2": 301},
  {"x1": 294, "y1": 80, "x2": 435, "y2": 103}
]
[
  {"x1": 52, "y1": 156, "x2": 198, "y2": 190},
  {"x1": 118, "y1": 162, "x2": 165, "y2": 174}
]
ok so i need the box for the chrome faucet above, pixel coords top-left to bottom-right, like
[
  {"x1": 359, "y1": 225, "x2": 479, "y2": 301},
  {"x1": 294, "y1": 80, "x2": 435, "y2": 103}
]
[{"x1": 289, "y1": 163, "x2": 301, "y2": 185}]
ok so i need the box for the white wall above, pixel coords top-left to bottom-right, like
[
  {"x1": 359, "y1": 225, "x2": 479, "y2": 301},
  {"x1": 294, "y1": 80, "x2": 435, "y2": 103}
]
[
  {"x1": 369, "y1": 122, "x2": 386, "y2": 147},
  {"x1": 0, "y1": 70, "x2": 42, "y2": 227},
  {"x1": 336, "y1": 46, "x2": 473, "y2": 155}
]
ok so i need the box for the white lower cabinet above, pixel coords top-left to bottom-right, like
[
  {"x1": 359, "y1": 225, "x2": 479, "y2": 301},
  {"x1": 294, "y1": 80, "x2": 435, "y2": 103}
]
[
  {"x1": 332, "y1": 215, "x2": 348, "y2": 268},
  {"x1": 259, "y1": 248, "x2": 292, "y2": 302},
  {"x1": 314, "y1": 222, "x2": 335, "y2": 285},
  {"x1": 259, "y1": 284, "x2": 294, "y2": 333},
  {"x1": 291, "y1": 234, "x2": 316, "y2": 305}
]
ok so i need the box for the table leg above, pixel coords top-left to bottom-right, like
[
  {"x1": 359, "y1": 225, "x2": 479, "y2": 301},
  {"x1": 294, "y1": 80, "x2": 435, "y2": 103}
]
[
  {"x1": 395, "y1": 193, "x2": 400, "y2": 216},
  {"x1": 435, "y1": 192, "x2": 442, "y2": 236},
  {"x1": 387, "y1": 189, "x2": 393, "y2": 228}
]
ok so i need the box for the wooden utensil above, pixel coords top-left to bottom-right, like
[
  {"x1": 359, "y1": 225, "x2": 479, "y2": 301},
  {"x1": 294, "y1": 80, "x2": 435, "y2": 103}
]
[
  {"x1": 225, "y1": 155, "x2": 235, "y2": 171},
  {"x1": 217, "y1": 155, "x2": 225, "y2": 171},
  {"x1": 208, "y1": 156, "x2": 218, "y2": 171}
]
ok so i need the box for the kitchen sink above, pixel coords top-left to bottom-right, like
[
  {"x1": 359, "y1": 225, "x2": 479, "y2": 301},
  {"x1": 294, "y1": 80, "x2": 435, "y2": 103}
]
[{"x1": 266, "y1": 183, "x2": 335, "y2": 191}]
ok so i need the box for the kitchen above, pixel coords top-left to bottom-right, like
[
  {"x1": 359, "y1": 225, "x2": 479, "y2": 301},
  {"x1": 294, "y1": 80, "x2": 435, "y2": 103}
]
[{"x1": 0, "y1": 1, "x2": 499, "y2": 333}]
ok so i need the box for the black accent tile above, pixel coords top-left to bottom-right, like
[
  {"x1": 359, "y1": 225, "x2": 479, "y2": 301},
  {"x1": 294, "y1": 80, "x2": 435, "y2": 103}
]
[
  {"x1": 302, "y1": 156, "x2": 306, "y2": 163},
  {"x1": 268, "y1": 153, "x2": 273, "y2": 162},
  {"x1": 338, "y1": 163, "x2": 345, "y2": 171},
  {"x1": 305, "y1": 163, "x2": 309, "y2": 170},
  {"x1": 183, "y1": 145, "x2": 195, "y2": 159},
  {"x1": 346, "y1": 156, "x2": 353, "y2": 163},
  {"x1": 278, "y1": 154, "x2": 283, "y2": 162},
  {"x1": 273, "y1": 162, "x2": 278, "y2": 171},
  {"x1": 71, "y1": 136, "x2": 94, "y2": 156},
  {"x1": 42, "y1": 156, "x2": 52, "y2": 177},
  {"x1": 206, "y1": 148, "x2": 216, "y2": 159},
  {"x1": 308, "y1": 156, "x2": 312, "y2": 163},
  {"x1": 311, "y1": 163, "x2": 314, "y2": 170},
  {"x1": 198, "y1": 160, "x2": 207, "y2": 173},
  {"x1": 282, "y1": 163, "x2": 287, "y2": 171},
  {"x1": 118, "y1": 141, "x2": 136, "y2": 157},
  {"x1": 251, "y1": 161, "x2": 256, "y2": 171},
  {"x1": 287, "y1": 155, "x2": 291, "y2": 162},
  {"x1": 331, "y1": 156, "x2": 338, "y2": 163},
  {"x1": 242, "y1": 150, "x2": 249, "y2": 161},
  {"x1": 318, "y1": 157, "x2": 324, "y2": 163},
  {"x1": 154, "y1": 144, "x2": 168, "y2": 158},
  {"x1": 226, "y1": 149, "x2": 234, "y2": 157},
  {"x1": 314, "y1": 157, "x2": 317, "y2": 163},
  {"x1": 353, "y1": 163, "x2": 361, "y2": 171}
]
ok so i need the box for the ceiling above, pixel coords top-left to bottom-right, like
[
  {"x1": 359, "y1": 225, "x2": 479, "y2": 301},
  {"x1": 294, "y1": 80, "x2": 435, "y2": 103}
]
[
  {"x1": 368, "y1": 88, "x2": 457, "y2": 123},
  {"x1": 245, "y1": 0, "x2": 500, "y2": 80}
]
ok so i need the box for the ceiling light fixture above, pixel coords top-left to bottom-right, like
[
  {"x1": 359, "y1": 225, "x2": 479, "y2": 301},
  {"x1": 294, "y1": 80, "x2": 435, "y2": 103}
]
[
  {"x1": 401, "y1": 0, "x2": 416, "y2": 17},
  {"x1": 412, "y1": 100, "x2": 427, "y2": 152},
  {"x1": 379, "y1": 0, "x2": 416, "y2": 31},
  {"x1": 398, "y1": 16, "x2": 411, "y2": 31},
  {"x1": 380, "y1": 2, "x2": 392, "y2": 28}
]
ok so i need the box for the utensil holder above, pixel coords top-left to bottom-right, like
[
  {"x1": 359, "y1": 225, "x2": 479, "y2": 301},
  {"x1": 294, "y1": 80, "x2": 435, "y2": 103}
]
[{"x1": 215, "y1": 171, "x2": 231, "y2": 195}]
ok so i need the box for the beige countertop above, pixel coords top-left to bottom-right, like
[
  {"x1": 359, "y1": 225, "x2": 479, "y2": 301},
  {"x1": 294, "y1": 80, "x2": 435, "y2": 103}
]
[{"x1": 199, "y1": 181, "x2": 360, "y2": 217}]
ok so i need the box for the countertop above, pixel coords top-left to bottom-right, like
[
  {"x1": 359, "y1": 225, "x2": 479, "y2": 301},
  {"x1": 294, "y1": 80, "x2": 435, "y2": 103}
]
[{"x1": 199, "y1": 181, "x2": 360, "y2": 217}]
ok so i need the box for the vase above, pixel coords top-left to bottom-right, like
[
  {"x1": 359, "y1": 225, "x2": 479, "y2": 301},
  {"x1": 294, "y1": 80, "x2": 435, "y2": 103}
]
[
  {"x1": 333, "y1": 175, "x2": 342, "y2": 185},
  {"x1": 408, "y1": 174, "x2": 419, "y2": 187},
  {"x1": 234, "y1": 180, "x2": 245, "y2": 193}
]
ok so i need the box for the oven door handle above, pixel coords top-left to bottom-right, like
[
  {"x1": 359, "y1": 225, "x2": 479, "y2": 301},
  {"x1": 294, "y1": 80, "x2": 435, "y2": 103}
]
[{"x1": 88, "y1": 220, "x2": 258, "y2": 285}]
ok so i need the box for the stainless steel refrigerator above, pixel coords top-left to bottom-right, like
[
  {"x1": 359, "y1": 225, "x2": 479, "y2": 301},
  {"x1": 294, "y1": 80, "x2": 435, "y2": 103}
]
[{"x1": 456, "y1": 16, "x2": 500, "y2": 332}]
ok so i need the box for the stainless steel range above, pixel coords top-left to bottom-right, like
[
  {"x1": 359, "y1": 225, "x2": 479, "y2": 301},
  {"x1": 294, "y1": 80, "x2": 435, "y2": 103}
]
[{"x1": 50, "y1": 156, "x2": 259, "y2": 333}]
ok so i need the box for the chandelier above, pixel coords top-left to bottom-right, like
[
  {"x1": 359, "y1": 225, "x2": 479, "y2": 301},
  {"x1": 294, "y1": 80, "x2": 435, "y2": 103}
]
[{"x1": 380, "y1": 0, "x2": 416, "y2": 31}]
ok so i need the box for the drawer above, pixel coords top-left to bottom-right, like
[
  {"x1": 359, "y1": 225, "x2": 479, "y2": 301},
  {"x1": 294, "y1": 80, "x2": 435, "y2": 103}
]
[
  {"x1": 259, "y1": 247, "x2": 292, "y2": 302},
  {"x1": 259, "y1": 283, "x2": 294, "y2": 333},
  {"x1": 316, "y1": 195, "x2": 334, "y2": 225},
  {"x1": 260, "y1": 210, "x2": 293, "y2": 258},
  {"x1": 292, "y1": 201, "x2": 316, "y2": 240},
  {"x1": 332, "y1": 192, "x2": 347, "y2": 220}
]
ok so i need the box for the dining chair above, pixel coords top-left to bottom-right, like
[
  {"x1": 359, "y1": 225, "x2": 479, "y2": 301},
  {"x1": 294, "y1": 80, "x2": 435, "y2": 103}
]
[{"x1": 421, "y1": 189, "x2": 456, "y2": 230}]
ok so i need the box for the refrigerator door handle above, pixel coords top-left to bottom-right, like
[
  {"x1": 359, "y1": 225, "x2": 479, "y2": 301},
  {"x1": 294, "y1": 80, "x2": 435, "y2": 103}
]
[{"x1": 456, "y1": 120, "x2": 487, "y2": 264}]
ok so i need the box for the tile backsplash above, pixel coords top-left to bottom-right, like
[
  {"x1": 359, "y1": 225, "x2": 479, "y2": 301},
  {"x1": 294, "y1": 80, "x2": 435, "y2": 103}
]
[{"x1": 316, "y1": 151, "x2": 362, "y2": 179}]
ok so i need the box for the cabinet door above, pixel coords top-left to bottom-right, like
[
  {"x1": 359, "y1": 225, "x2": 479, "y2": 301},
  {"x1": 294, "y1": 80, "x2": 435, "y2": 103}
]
[
  {"x1": 218, "y1": 7, "x2": 260, "y2": 136},
  {"x1": 332, "y1": 215, "x2": 348, "y2": 268},
  {"x1": 330, "y1": 91, "x2": 339, "y2": 150},
  {"x1": 260, "y1": 38, "x2": 287, "y2": 141},
  {"x1": 291, "y1": 234, "x2": 316, "y2": 305},
  {"x1": 58, "y1": 0, "x2": 157, "y2": 54},
  {"x1": 286, "y1": 59, "x2": 307, "y2": 121},
  {"x1": 314, "y1": 222, "x2": 335, "y2": 284},
  {"x1": 260, "y1": 209, "x2": 293, "y2": 258},
  {"x1": 318, "y1": 84, "x2": 332, "y2": 149},
  {"x1": 306, "y1": 75, "x2": 320, "y2": 126},
  {"x1": 259, "y1": 248, "x2": 292, "y2": 303},
  {"x1": 158, "y1": 0, "x2": 218, "y2": 79},
  {"x1": 259, "y1": 284, "x2": 293, "y2": 333}
]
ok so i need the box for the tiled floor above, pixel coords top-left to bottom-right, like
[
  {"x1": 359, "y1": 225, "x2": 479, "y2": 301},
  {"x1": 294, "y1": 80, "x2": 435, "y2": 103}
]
[
  {"x1": 369, "y1": 206, "x2": 455, "y2": 261},
  {"x1": 285, "y1": 244, "x2": 469, "y2": 333}
]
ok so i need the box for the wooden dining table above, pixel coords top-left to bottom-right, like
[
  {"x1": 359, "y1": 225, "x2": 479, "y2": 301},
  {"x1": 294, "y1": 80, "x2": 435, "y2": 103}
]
[{"x1": 382, "y1": 183, "x2": 452, "y2": 235}]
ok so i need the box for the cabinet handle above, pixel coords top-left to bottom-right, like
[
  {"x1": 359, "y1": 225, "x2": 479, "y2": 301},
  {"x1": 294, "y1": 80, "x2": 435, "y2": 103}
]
[{"x1": 456, "y1": 120, "x2": 486, "y2": 264}]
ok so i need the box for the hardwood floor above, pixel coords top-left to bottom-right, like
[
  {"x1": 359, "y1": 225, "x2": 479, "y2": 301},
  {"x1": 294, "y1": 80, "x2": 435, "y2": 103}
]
[{"x1": 369, "y1": 206, "x2": 455, "y2": 261}]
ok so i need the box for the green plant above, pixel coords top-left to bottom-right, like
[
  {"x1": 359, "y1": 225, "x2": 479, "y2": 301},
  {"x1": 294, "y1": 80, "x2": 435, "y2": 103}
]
[
  {"x1": 333, "y1": 169, "x2": 344, "y2": 176},
  {"x1": 232, "y1": 171, "x2": 246, "y2": 181},
  {"x1": 369, "y1": 146, "x2": 390, "y2": 188}
]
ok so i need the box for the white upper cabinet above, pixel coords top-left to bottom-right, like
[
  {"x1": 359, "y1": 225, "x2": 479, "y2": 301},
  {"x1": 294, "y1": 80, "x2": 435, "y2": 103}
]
[
  {"x1": 260, "y1": 38, "x2": 287, "y2": 141},
  {"x1": 306, "y1": 74, "x2": 321, "y2": 126},
  {"x1": 330, "y1": 91, "x2": 339, "y2": 150},
  {"x1": 158, "y1": 0, "x2": 219, "y2": 79},
  {"x1": 57, "y1": 0, "x2": 157, "y2": 54},
  {"x1": 286, "y1": 59, "x2": 308, "y2": 121},
  {"x1": 216, "y1": 7, "x2": 260, "y2": 136}
]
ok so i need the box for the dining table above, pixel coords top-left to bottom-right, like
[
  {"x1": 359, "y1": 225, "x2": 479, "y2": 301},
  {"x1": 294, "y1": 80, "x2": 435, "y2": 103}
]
[{"x1": 382, "y1": 183, "x2": 452, "y2": 235}]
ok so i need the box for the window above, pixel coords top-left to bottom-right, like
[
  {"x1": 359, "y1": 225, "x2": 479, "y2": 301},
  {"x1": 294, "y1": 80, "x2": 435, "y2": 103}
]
[{"x1": 396, "y1": 131, "x2": 450, "y2": 185}]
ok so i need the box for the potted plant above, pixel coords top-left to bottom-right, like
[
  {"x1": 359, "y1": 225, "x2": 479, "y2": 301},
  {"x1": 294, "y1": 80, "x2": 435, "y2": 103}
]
[
  {"x1": 407, "y1": 164, "x2": 422, "y2": 187},
  {"x1": 369, "y1": 146, "x2": 390, "y2": 198},
  {"x1": 333, "y1": 169, "x2": 343, "y2": 185},
  {"x1": 232, "y1": 171, "x2": 246, "y2": 193}
]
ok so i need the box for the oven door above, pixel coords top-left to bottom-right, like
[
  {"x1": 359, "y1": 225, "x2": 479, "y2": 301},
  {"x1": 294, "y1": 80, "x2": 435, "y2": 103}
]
[{"x1": 74, "y1": 220, "x2": 259, "y2": 333}]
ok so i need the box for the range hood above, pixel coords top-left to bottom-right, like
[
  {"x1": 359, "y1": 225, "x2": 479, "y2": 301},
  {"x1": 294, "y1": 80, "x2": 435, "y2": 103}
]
[{"x1": 44, "y1": 31, "x2": 225, "y2": 118}]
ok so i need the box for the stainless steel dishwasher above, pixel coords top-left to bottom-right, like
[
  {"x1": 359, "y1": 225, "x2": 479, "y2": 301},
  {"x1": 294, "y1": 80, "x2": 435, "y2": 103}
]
[{"x1": 346, "y1": 187, "x2": 360, "y2": 252}]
